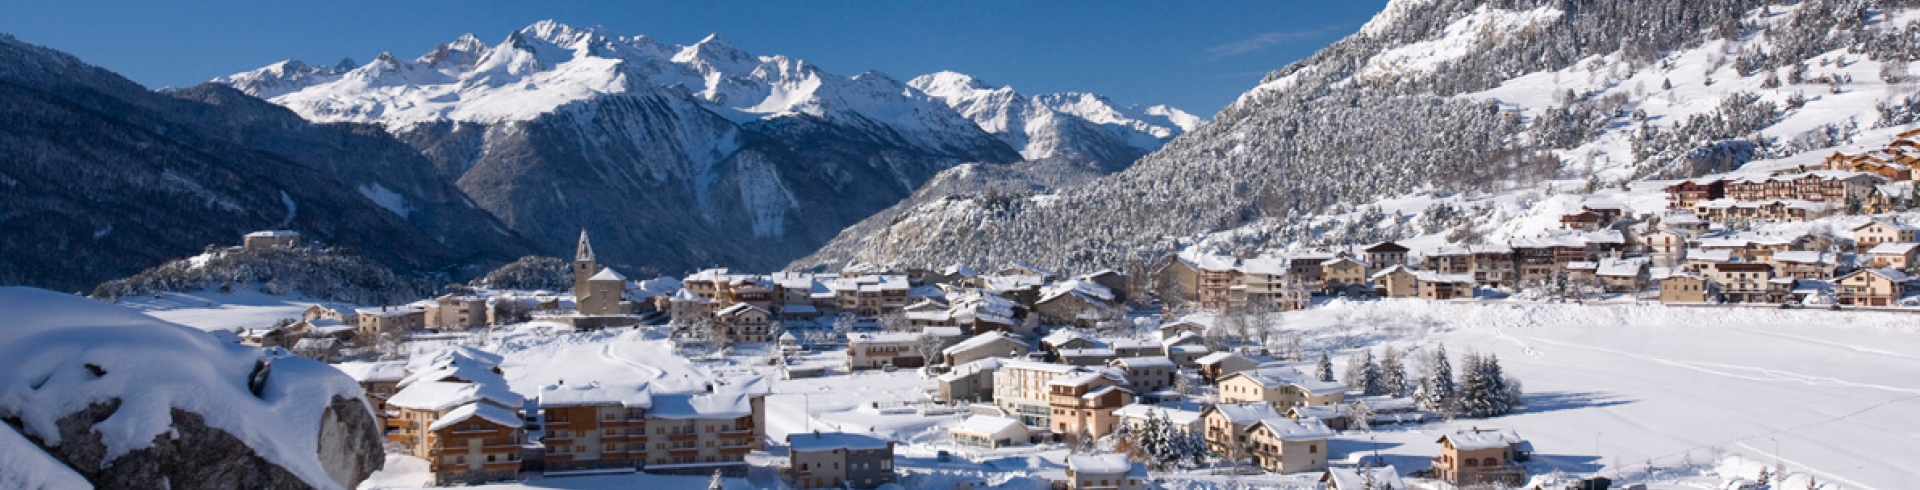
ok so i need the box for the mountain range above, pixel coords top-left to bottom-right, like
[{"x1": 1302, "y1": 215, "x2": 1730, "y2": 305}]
[
  {"x1": 211, "y1": 21, "x2": 1195, "y2": 277},
  {"x1": 0, "y1": 21, "x2": 1194, "y2": 290}
]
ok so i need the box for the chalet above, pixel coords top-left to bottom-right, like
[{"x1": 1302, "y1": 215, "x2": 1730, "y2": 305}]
[
  {"x1": 1509, "y1": 236, "x2": 1589, "y2": 285},
  {"x1": 1078, "y1": 270, "x2": 1132, "y2": 304},
  {"x1": 1867, "y1": 242, "x2": 1920, "y2": 269},
  {"x1": 1414, "y1": 270, "x2": 1476, "y2": 300},
  {"x1": 1109, "y1": 356, "x2": 1178, "y2": 395},
  {"x1": 1235, "y1": 257, "x2": 1312, "y2": 311},
  {"x1": 1680, "y1": 249, "x2": 1735, "y2": 274},
  {"x1": 1216, "y1": 367, "x2": 1347, "y2": 408},
  {"x1": 992, "y1": 360, "x2": 1103, "y2": 427},
  {"x1": 942, "y1": 331, "x2": 1029, "y2": 367},
  {"x1": 358, "y1": 307, "x2": 425, "y2": 340},
  {"x1": 1285, "y1": 404, "x2": 1355, "y2": 431},
  {"x1": 787, "y1": 432, "x2": 896, "y2": 489},
  {"x1": 1046, "y1": 371, "x2": 1132, "y2": 442},
  {"x1": 1320, "y1": 256, "x2": 1372, "y2": 295},
  {"x1": 1431, "y1": 428, "x2": 1531, "y2": 486},
  {"x1": 1707, "y1": 263, "x2": 1789, "y2": 304},
  {"x1": 1560, "y1": 210, "x2": 1606, "y2": 231},
  {"x1": 1658, "y1": 272, "x2": 1713, "y2": 304},
  {"x1": 1768, "y1": 251, "x2": 1837, "y2": 279},
  {"x1": 936, "y1": 358, "x2": 1001, "y2": 403},
  {"x1": 997, "y1": 262, "x2": 1059, "y2": 281},
  {"x1": 1041, "y1": 331, "x2": 1100, "y2": 358},
  {"x1": 1851, "y1": 220, "x2": 1919, "y2": 253},
  {"x1": 1835, "y1": 268, "x2": 1909, "y2": 306},
  {"x1": 1194, "y1": 351, "x2": 1260, "y2": 383},
  {"x1": 1370, "y1": 265, "x2": 1419, "y2": 298},
  {"x1": 1109, "y1": 338, "x2": 1162, "y2": 358},
  {"x1": 1351, "y1": 396, "x2": 1421, "y2": 426},
  {"x1": 1364, "y1": 242, "x2": 1411, "y2": 270},
  {"x1": 1195, "y1": 254, "x2": 1240, "y2": 309},
  {"x1": 846, "y1": 332, "x2": 924, "y2": 370},
  {"x1": 1064, "y1": 453, "x2": 1147, "y2": 490},
  {"x1": 1658, "y1": 210, "x2": 1712, "y2": 234},
  {"x1": 1035, "y1": 280, "x2": 1121, "y2": 326},
  {"x1": 1157, "y1": 320, "x2": 1205, "y2": 341},
  {"x1": 715, "y1": 303, "x2": 773, "y2": 343},
  {"x1": 950, "y1": 415, "x2": 1031, "y2": 448},
  {"x1": 1151, "y1": 256, "x2": 1201, "y2": 306},
  {"x1": 1424, "y1": 245, "x2": 1517, "y2": 289},
  {"x1": 534, "y1": 382, "x2": 651, "y2": 472},
  {"x1": 1201, "y1": 403, "x2": 1283, "y2": 459},
  {"x1": 1595, "y1": 257, "x2": 1651, "y2": 293},
  {"x1": 1664, "y1": 179, "x2": 1725, "y2": 209},
  {"x1": 1244, "y1": 417, "x2": 1335, "y2": 474},
  {"x1": 1641, "y1": 229, "x2": 1693, "y2": 267},
  {"x1": 947, "y1": 289, "x2": 1023, "y2": 335},
  {"x1": 386, "y1": 348, "x2": 524, "y2": 485}
]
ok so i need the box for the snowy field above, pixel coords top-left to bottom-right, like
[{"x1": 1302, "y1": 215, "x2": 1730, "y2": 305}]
[
  {"x1": 120, "y1": 293, "x2": 1920, "y2": 489},
  {"x1": 118, "y1": 288, "x2": 329, "y2": 333}
]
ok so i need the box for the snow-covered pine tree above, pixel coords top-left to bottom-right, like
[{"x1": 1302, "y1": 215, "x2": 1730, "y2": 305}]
[
  {"x1": 1316, "y1": 350, "x2": 1336, "y2": 382},
  {"x1": 1456, "y1": 351, "x2": 1494, "y2": 417},
  {"x1": 1138, "y1": 411, "x2": 1168, "y2": 469},
  {"x1": 1379, "y1": 345, "x2": 1409, "y2": 397},
  {"x1": 1417, "y1": 345, "x2": 1456, "y2": 413},
  {"x1": 1076, "y1": 426, "x2": 1097, "y2": 453},
  {"x1": 1110, "y1": 416, "x2": 1140, "y2": 461},
  {"x1": 1361, "y1": 349, "x2": 1384, "y2": 396},
  {"x1": 1177, "y1": 428, "x2": 1210, "y2": 469},
  {"x1": 1345, "y1": 351, "x2": 1370, "y2": 393}
]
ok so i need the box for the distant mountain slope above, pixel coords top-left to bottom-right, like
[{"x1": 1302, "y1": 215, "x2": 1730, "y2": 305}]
[
  {"x1": 908, "y1": 71, "x2": 1201, "y2": 168},
  {"x1": 0, "y1": 34, "x2": 532, "y2": 292},
  {"x1": 802, "y1": 0, "x2": 1920, "y2": 272},
  {"x1": 217, "y1": 22, "x2": 1029, "y2": 275}
]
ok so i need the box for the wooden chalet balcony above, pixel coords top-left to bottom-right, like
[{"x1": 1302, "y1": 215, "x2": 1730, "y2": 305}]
[
  {"x1": 667, "y1": 432, "x2": 698, "y2": 442},
  {"x1": 668, "y1": 446, "x2": 700, "y2": 456}
]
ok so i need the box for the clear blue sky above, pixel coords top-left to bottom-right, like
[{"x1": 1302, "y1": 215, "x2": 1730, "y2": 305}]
[{"x1": 0, "y1": 1, "x2": 1387, "y2": 115}]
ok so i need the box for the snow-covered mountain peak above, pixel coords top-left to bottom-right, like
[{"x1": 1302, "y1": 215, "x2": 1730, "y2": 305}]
[
  {"x1": 909, "y1": 71, "x2": 998, "y2": 96},
  {"x1": 906, "y1": 70, "x2": 1202, "y2": 162}
]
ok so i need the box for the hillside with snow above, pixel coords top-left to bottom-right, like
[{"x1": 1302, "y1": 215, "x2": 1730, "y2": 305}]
[{"x1": 800, "y1": 0, "x2": 1920, "y2": 272}]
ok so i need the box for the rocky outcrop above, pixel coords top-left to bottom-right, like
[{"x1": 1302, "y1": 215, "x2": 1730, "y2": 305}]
[{"x1": 14, "y1": 395, "x2": 381, "y2": 490}]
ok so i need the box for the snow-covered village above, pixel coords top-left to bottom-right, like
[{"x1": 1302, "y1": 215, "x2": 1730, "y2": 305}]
[{"x1": 4, "y1": 1, "x2": 1920, "y2": 490}]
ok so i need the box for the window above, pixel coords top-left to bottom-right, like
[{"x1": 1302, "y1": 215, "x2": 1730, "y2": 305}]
[
  {"x1": 1483, "y1": 457, "x2": 1498, "y2": 466},
  {"x1": 1310, "y1": 444, "x2": 1317, "y2": 454},
  {"x1": 1465, "y1": 458, "x2": 1478, "y2": 467}
]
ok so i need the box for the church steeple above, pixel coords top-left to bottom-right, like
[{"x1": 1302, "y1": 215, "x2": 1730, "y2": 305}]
[
  {"x1": 576, "y1": 229, "x2": 595, "y2": 262},
  {"x1": 573, "y1": 229, "x2": 598, "y2": 298}
]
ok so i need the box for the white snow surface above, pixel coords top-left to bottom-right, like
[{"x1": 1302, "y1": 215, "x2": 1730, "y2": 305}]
[
  {"x1": 1357, "y1": 5, "x2": 1564, "y2": 80},
  {"x1": 0, "y1": 287, "x2": 365, "y2": 490},
  {"x1": 356, "y1": 183, "x2": 411, "y2": 219}
]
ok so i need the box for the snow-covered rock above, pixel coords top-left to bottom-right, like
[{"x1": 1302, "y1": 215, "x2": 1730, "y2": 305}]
[{"x1": 0, "y1": 287, "x2": 383, "y2": 489}]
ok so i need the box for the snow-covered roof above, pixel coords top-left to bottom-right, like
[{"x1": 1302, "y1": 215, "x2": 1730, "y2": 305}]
[
  {"x1": 788, "y1": 431, "x2": 891, "y2": 452},
  {"x1": 715, "y1": 303, "x2": 768, "y2": 316},
  {"x1": 589, "y1": 267, "x2": 626, "y2": 282},
  {"x1": 936, "y1": 358, "x2": 1004, "y2": 382},
  {"x1": 427, "y1": 402, "x2": 523, "y2": 432},
  {"x1": 849, "y1": 332, "x2": 920, "y2": 344},
  {"x1": 245, "y1": 230, "x2": 300, "y2": 237},
  {"x1": 1596, "y1": 258, "x2": 1648, "y2": 278},
  {"x1": 1353, "y1": 396, "x2": 1417, "y2": 412},
  {"x1": 1039, "y1": 279, "x2": 1116, "y2": 305},
  {"x1": 1684, "y1": 249, "x2": 1734, "y2": 263},
  {"x1": 648, "y1": 391, "x2": 756, "y2": 419},
  {"x1": 952, "y1": 415, "x2": 1026, "y2": 436},
  {"x1": 333, "y1": 360, "x2": 408, "y2": 383},
  {"x1": 1113, "y1": 404, "x2": 1203, "y2": 426},
  {"x1": 1195, "y1": 351, "x2": 1244, "y2": 365},
  {"x1": 1195, "y1": 254, "x2": 1238, "y2": 271},
  {"x1": 1224, "y1": 367, "x2": 1346, "y2": 395},
  {"x1": 1287, "y1": 404, "x2": 1353, "y2": 420},
  {"x1": 1853, "y1": 219, "x2": 1919, "y2": 232},
  {"x1": 924, "y1": 326, "x2": 964, "y2": 338},
  {"x1": 1208, "y1": 402, "x2": 1283, "y2": 424},
  {"x1": 1067, "y1": 453, "x2": 1141, "y2": 476},
  {"x1": 1111, "y1": 356, "x2": 1176, "y2": 369},
  {"x1": 943, "y1": 331, "x2": 1024, "y2": 356},
  {"x1": 1770, "y1": 251, "x2": 1833, "y2": 265},
  {"x1": 1324, "y1": 466, "x2": 1407, "y2": 490},
  {"x1": 1844, "y1": 268, "x2": 1912, "y2": 283},
  {"x1": 1868, "y1": 242, "x2": 1920, "y2": 255},
  {"x1": 537, "y1": 382, "x2": 652, "y2": 408},
  {"x1": 1439, "y1": 428, "x2": 1527, "y2": 451},
  {"x1": 387, "y1": 379, "x2": 523, "y2": 412},
  {"x1": 1252, "y1": 417, "x2": 1335, "y2": 441}
]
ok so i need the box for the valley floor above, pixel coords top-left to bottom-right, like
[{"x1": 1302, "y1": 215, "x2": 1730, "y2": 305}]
[{"x1": 128, "y1": 297, "x2": 1920, "y2": 489}]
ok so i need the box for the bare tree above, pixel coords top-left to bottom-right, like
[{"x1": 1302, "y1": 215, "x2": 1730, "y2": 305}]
[{"x1": 914, "y1": 333, "x2": 946, "y2": 367}]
